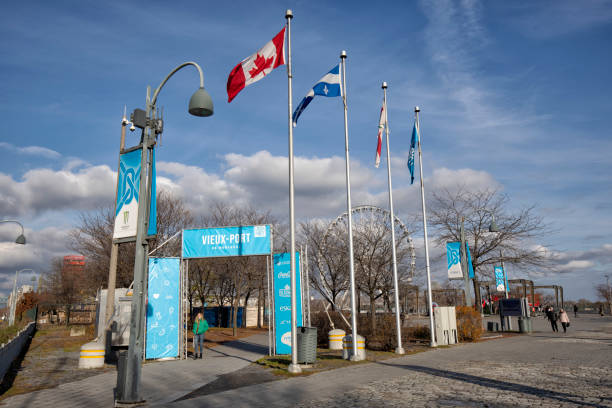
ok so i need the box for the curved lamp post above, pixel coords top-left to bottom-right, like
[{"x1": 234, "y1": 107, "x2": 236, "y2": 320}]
[
  {"x1": 0, "y1": 220, "x2": 26, "y2": 244},
  {"x1": 118, "y1": 62, "x2": 212, "y2": 406},
  {"x1": 9, "y1": 268, "x2": 34, "y2": 325}
]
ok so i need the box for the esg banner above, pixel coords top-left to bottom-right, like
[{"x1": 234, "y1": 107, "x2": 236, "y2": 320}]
[{"x1": 273, "y1": 252, "x2": 302, "y2": 355}]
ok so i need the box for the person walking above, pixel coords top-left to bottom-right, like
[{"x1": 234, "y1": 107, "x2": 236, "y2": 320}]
[
  {"x1": 192, "y1": 312, "x2": 209, "y2": 360},
  {"x1": 559, "y1": 308, "x2": 570, "y2": 333},
  {"x1": 546, "y1": 306, "x2": 558, "y2": 332},
  {"x1": 573, "y1": 304, "x2": 578, "y2": 318}
]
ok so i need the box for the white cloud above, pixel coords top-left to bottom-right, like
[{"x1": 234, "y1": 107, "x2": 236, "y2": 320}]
[
  {"x1": 0, "y1": 165, "x2": 116, "y2": 216},
  {"x1": 0, "y1": 142, "x2": 61, "y2": 159}
]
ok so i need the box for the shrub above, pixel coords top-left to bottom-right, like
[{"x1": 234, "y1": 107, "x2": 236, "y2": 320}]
[
  {"x1": 456, "y1": 306, "x2": 482, "y2": 342},
  {"x1": 405, "y1": 325, "x2": 430, "y2": 340}
]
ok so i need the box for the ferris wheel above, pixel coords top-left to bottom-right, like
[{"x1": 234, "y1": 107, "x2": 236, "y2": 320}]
[{"x1": 320, "y1": 205, "x2": 416, "y2": 281}]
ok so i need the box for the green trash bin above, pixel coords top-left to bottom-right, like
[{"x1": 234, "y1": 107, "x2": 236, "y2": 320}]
[
  {"x1": 297, "y1": 326, "x2": 317, "y2": 364},
  {"x1": 525, "y1": 317, "x2": 532, "y2": 333},
  {"x1": 518, "y1": 317, "x2": 527, "y2": 333}
]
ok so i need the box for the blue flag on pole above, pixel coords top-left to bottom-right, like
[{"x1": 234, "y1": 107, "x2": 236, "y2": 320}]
[
  {"x1": 407, "y1": 124, "x2": 417, "y2": 184},
  {"x1": 292, "y1": 64, "x2": 341, "y2": 127}
]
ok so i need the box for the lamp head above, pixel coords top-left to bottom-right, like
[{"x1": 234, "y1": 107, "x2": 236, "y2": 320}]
[
  {"x1": 15, "y1": 234, "x2": 26, "y2": 245},
  {"x1": 188, "y1": 87, "x2": 214, "y2": 117}
]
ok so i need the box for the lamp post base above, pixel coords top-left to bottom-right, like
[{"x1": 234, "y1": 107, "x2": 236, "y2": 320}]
[
  {"x1": 395, "y1": 347, "x2": 405, "y2": 355},
  {"x1": 115, "y1": 400, "x2": 146, "y2": 408},
  {"x1": 349, "y1": 354, "x2": 365, "y2": 362},
  {"x1": 288, "y1": 363, "x2": 302, "y2": 374}
]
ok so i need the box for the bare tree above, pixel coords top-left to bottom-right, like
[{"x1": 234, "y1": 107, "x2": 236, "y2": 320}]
[
  {"x1": 200, "y1": 201, "x2": 276, "y2": 335},
  {"x1": 300, "y1": 220, "x2": 349, "y2": 310},
  {"x1": 428, "y1": 188, "x2": 551, "y2": 311},
  {"x1": 595, "y1": 282, "x2": 612, "y2": 314},
  {"x1": 41, "y1": 257, "x2": 84, "y2": 325},
  {"x1": 68, "y1": 190, "x2": 194, "y2": 292}
]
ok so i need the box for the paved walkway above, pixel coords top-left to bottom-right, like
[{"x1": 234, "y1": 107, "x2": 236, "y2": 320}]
[
  {"x1": 3, "y1": 315, "x2": 611, "y2": 407},
  {"x1": 171, "y1": 315, "x2": 612, "y2": 408},
  {"x1": 1, "y1": 334, "x2": 269, "y2": 407}
]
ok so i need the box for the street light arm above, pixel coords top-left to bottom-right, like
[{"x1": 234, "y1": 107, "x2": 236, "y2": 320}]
[
  {"x1": 0, "y1": 220, "x2": 25, "y2": 236},
  {"x1": 0, "y1": 219, "x2": 26, "y2": 244},
  {"x1": 151, "y1": 61, "x2": 205, "y2": 106}
]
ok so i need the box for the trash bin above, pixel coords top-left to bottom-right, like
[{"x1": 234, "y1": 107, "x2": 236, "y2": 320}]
[
  {"x1": 297, "y1": 327, "x2": 317, "y2": 364},
  {"x1": 518, "y1": 317, "x2": 528, "y2": 333},
  {"x1": 524, "y1": 317, "x2": 532, "y2": 333}
]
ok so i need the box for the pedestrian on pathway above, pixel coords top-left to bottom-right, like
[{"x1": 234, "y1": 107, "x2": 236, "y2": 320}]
[
  {"x1": 573, "y1": 304, "x2": 578, "y2": 318},
  {"x1": 546, "y1": 306, "x2": 558, "y2": 332},
  {"x1": 559, "y1": 309, "x2": 570, "y2": 333},
  {"x1": 193, "y1": 312, "x2": 209, "y2": 360}
]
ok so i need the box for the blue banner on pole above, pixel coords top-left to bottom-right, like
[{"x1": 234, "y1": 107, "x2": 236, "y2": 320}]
[
  {"x1": 273, "y1": 252, "x2": 302, "y2": 355},
  {"x1": 446, "y1": 242, "x2": 463, "y2": 280},
  {"x1": 494, "y1": 266, "x2": 505, "y2": 292},
  {"x1": 182, "y1": 225, "x2": 271, "y2": 258},
  {"x1": 113, "y1": 148, "x2": 157, "y2": 240},
  {"x1": 466, "y1": 242, "x2": 475, "y2": 279},
  {"x1": 146, "y1": 257, "x2": 180, "y2": 359}
]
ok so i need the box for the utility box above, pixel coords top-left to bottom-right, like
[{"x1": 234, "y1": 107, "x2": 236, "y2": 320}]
[
  {"x1": 434, "y1": 306, "x2": 458, "y2": 345},
  {"x1": 95, "y1": 288, "x2": 132, "y2": 346}
]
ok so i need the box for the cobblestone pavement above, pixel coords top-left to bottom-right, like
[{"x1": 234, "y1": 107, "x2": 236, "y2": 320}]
[
  {"x1": 173, "y1": 315, "x2": 612, "y2": 408},
  {"x1": 290, "y1": 317, "x2": 612, "y2": 408},
  {"x1": 295, "y1": 361, "x2": 610, "y2": 407}
]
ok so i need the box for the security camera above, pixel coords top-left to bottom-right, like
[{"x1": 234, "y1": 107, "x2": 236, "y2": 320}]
[{"x1": 130, "y1": 123, "x2": 136, "y2": 132}]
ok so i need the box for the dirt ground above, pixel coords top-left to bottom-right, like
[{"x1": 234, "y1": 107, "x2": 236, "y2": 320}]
[{"x1": 0, "y1": 325, "x2": 268, "y2": 400}]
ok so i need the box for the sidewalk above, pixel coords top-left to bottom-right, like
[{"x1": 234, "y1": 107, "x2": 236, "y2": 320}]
[{"x1": 0, "y1": 333, "x2": 269, "y2": 407}]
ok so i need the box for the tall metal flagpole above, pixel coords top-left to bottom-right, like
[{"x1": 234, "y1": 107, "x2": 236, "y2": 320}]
[
  {"x1": 285, "y1": 9, "x2": 301, "y2": 374},
  {"x1": 340, "y1": 50, "x2": 362, "y2": 361},
  {"x1": 382, "y1": 83, "x2": 404, "y2": 354},
  {"x1": 415, "y1": 106, "x2": 437, "y2": 347}
]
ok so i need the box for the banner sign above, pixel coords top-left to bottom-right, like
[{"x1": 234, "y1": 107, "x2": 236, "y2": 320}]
[
  {"x1": 446, "y1": 242, "x2": 463, "y2": 280},
  {"x1": 447, "y1": 241, "x2": 475, "y2": 279},
  {"x1": 182, "y1": 225, "x2": 270, "y2": 258},
  {"x1": 273, "y1": 252, "x2": 302, "y2": 355},
  {"x1": 466, "y1": 242, "x2": 474, "y2": 279},
  {"x1": 112, "y1": 148, "x2": 157, "y2": 240},
  {"x1": 146, "y1": 257, "x2": 179, "y2": 359},
  {"x1": 494, "y1": 266, "x2": 505, "y2": 292}
]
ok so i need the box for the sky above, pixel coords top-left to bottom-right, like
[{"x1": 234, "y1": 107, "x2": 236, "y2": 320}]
[{"x1": 1, "y1": 0, "x2": 611, "y2": 302}]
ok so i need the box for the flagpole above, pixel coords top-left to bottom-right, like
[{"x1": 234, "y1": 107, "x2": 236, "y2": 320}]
[
  {"x1": 340, "y1": 50, "x2": 361, "y2": 361},
  {"x1": 285, "y1": 9, "x2": 301, "y2": 374},
  {"x1": 415, "y1": 106, "x2": 437, "y2": 348},
  {"x1": 382, "y1": 82, "x2": 404, "y2": 354}
]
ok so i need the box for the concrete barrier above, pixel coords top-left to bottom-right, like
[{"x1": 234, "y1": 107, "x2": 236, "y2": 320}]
[{"x1": 0, "y1": 322, "x2": 36, "y2": 382}]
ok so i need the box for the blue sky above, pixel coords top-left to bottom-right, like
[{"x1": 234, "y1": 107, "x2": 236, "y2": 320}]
[{"x1": 1, "y1": 0, "x2": 611, "y2": 301}]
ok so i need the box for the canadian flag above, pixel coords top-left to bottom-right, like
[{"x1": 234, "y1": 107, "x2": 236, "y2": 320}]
[
  {"x1": 227, "y1": 27, "x2": 286, "y2": 102},
  {"x1": 375, "y1": 102, "x2": 386, "y2": 168}
]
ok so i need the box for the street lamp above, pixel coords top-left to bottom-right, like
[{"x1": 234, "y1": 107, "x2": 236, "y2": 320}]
[
  {"x1": 9, "y1": 268, "x2": 34, "y2": 325},
  {"x1": 0, "y1": 220, "x2": 26, "y2": 244},
  {"x1": 117, "y1": 62, "x2": 212, "y2": 406}
]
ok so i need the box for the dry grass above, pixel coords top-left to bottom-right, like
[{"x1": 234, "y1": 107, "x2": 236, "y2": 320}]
[{"x1": 255, "y1": 346, "x2": 428, "y2": 376}]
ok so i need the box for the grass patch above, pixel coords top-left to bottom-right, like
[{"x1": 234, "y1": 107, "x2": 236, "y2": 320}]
[{"x1": 255, "y1": 346, "x2": 428, "y2": 376}]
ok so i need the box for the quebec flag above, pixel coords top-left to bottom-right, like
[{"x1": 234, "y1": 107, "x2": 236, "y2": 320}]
[{"x1": 292, "y1": 64, "x2": 341, "y2": 127}]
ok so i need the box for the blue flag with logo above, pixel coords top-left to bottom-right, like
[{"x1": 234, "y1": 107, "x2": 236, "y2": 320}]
[
  {"x1": 292, "y1": 64, "x2": 341, "y2": 127},
  {"x1": 407, "y1": 124, "x2": 417, "y2": 184}
]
